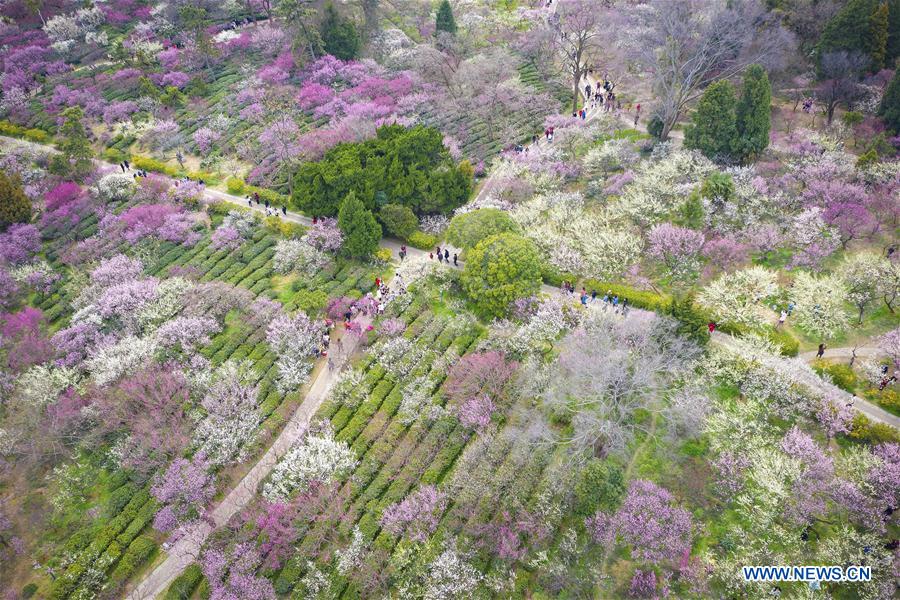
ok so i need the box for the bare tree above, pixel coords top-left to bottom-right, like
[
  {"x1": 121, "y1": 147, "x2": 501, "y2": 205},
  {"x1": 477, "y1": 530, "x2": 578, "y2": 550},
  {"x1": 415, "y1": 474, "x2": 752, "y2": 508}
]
[
  {"x1": 552, "y1": 0, "x2": 603, "y2": 115},
  {"x1": 620, "y1": 0, "x2": 793, "y2": 141},
  {"x1": 544, "y1": 312, "x2": 701, "y2": 462},
  {"x1": 815, "y1": 51, "x2": 868, "y2": 125}
]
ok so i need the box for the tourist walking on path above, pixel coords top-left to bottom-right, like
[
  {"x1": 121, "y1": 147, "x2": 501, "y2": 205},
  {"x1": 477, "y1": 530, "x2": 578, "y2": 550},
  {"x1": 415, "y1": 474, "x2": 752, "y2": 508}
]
[
  {"x1": 817, "y1": 343, "x2": 826, "y2": 359},
  {"x1": 776, "y1": 310, "x2": 787, "y2": 329}
]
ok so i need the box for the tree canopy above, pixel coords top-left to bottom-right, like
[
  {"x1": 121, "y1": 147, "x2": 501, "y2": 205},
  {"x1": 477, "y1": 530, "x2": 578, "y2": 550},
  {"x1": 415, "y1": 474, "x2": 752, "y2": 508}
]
[
  {"x1": 0, "y1": 170, "x2": 31, "y2": 232},
  {"x1": 337, "y1": 191, "x2": 381, "y2": 258},
  {"x1": 446, "y1": 208, "x2": 520, "y2": 251},
  {"x1": 733, "y1": 65, "x2": 772, "y2": 162},
  {"x1": 461, "y1": 233, "x2": 543, "y2": 318},
  {"x1": 880, "y1": 68, "x2": 900, "y2": 134},
  {"x1": 292, "y1": 124, "x2": 472, "y2": 218},
  {"x1": 817, "y1": 0, "x2": 900, "y2": 70},
  {"x1": 320, "y1": 3, "x2": 360, "y2": 60},
  {"x1": 435, "y1": 0, "x2": 457, "y2": 35},
  {"x1": 684, "y1": 80, "x2": 738, "y2": 161}
]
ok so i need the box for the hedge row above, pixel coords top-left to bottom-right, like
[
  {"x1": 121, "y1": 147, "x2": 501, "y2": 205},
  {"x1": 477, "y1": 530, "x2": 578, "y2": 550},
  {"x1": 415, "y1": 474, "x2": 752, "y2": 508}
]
[
  {"x1": 582, "y1": 278, "x2": 799, "y2": 356},
  {"x1": 0, "y1": 119, "x2": 53, "y2": 143}
]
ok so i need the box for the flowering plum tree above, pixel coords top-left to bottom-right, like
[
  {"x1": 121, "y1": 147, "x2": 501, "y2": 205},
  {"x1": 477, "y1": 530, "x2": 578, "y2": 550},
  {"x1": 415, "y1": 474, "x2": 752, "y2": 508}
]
[
  {"x1": 263, "y1": 427, "x2": 356, "y2": 502},
  {"x1": 789, "y1": 271, "x2": 850, "y2": 340},
  {"x1": 647, "y1": 223, "x2": 705, "y2": 281},
  {"x1": 381, "y1": 485, "x2": 447, "y2": 542},
  {"x1": 151, "y1": 454, "x2": 215, "y2": 533},
  {"x1": 587, "y1": 479, "x2": 693, "y2": 565},
  {"x1": 266, "y1": 312, "x2": 325, "y2": 393},
  {"x1": 697, "y1": 266, "x2": 779, "y2": 327},
  {"x1": 193, "y1": 361, "x2": 260, "y2": 467}
]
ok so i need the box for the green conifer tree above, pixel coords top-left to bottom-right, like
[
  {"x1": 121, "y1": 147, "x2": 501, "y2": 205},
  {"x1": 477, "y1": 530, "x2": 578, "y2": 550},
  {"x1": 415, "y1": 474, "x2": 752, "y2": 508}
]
[
  {"x1": 733, "y1": 64, "x2": 772, "y2": 162},
  {"x1": 871, "y1": 1, "x2": 890, "y2": 69},
  {"x1": 338, "y1": 191, "x2": 381, "y2": 258},
  {"x1": 321, "y1": 3, "x2": 360, "y2": 60},
  {"x1": 879, "y1": 68, "x2": 900, "y2": 133},
  {"x1": 435, "y1": 0, "x2": 457, "y2": 35},
  {"x1": 684, "y1": 80, "x2": 738, "y2": 161}
]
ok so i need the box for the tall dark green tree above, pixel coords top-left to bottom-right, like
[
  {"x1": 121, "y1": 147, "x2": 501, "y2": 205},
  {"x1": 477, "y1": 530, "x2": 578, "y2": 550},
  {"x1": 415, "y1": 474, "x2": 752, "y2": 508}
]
[
  {"x1": 733, "y1": 64, "x2": 772, "y2": 162},
  {"x1": 338, "y1": 191, "x2": 381, "y2": 258},
  {"x1": 50, "y1": 106, "x2": 93, "y2": 181},
  {"x1": 818, "y1": 0, "x2": 887, "y2": 70},
  {"x1": 0, "y1": 170, "x2": 31, "y2": 232},
  {"x1": 292, "y1": 124, "x2": 472, "y2": 216},
  {"x1": 871, "y1": 1, "x2": 890, "y2": 69},
  {"x1": 435, "y1": 0, "x2": 457, "y2": 35},
  {"x1": 684, "y1": 80, "x2": 738, "y2": 161},
  {"x1": 888, "y1": 0, "x2": 900, "y2": 63},
  {"x1": 879, "y1": 68, "x2": 900, "y2": 133},
  {"x1": 321, "y1": 3, "x2": 360, "y2": 60}
]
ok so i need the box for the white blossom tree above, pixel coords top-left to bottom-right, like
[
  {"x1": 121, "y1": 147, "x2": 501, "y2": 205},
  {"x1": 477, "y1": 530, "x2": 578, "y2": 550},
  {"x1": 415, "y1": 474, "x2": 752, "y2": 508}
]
[
  {"x1": 267, "y1": 312, "x2": 325, "y2": 393},
  {"x1": 838, "y1": 252, "x2": 891, "y2": 324},
  {"x1": 697, "y1": 266, "x2": 779, "y2": 328},
  {"x1": 263, "y1": 426, "x2": 356, "y2": 502},
  {"x1": 789, "y1": 271, "x2": 850, "y2": 341}
]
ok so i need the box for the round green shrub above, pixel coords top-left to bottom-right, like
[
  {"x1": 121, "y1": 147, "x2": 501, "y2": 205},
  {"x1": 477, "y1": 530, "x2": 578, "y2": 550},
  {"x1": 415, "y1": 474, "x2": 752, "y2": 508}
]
[
  {"x1": 407, "y1": 230, "x2": 437, "y2": 250},
  {"x1": 446, "y1": 208, "x2": 519, "y2": 251},
  {"x1": 461, "y1": 232, "x2": 543, "y2": 318}
]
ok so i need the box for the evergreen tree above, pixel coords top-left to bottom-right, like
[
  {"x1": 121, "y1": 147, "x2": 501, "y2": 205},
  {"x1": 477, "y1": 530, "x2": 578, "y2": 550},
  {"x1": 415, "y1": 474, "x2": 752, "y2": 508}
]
[
  {"x1": 0, "y1": 170, "x2": 31, "y2": 232},
  {"x1": 338, "y1": 191, "x2": 381, "y2": 258},
  {"x1": 321, "y1": 3, "x2": 360, "y2": 60},
  {"x1": 49, "y1": 106, "x2": 93, "y2": 181},
  {"x1": 733, "y1": 64, "x2": 772, "y2": 162},
  {"x1": 888, "y1": 0, "x2": 900, "y2": 63},
  {"x1": 880, "y1": 68, "x2": 900, "y2": 133},
  {"x1": 460, "y1": 233, "x2": 542, "y2": 318},
  {"x1": 817, "y1": 0, "x2": 882, "y2": 70},
  {"x1": 684, "y1": 80, "x2": 737, "y2": 161},
  {"x1": 675, "y1": 191, "x2": 706, "y2": 230},
  {"x1": 871, "y1": 1, "x2": 890, "y2": 69},
  {"x1": 435, "y1": 0, "x2": 457, "y2": 35}
]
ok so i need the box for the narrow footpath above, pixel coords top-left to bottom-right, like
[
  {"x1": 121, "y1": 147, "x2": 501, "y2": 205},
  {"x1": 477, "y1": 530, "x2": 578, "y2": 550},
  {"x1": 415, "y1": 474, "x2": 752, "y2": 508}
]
[{"x1": 126, "y1": 317, "x2": 371, "y2": 600}]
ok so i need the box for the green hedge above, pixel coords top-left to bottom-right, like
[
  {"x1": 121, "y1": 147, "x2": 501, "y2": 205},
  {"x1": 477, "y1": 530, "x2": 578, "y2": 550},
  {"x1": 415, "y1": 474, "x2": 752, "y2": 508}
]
[
  {"x1": 131, "y1": 154, "x2": 181, "y2": 177},
  {"x1": 110, "y1": 535, "x2": 157, "y2": 581},
  {"x1": 0, "y1": 120, "x2": 53, "y2": 143},
  {"x1": 848, "y1": 413, "x2": 900, "y2": 444},
  {"x1": 407, "y1": 231, "x2": 437, "y2": 250},
  {"x1": 163, "y1": 564, "x2": 204, "y2": 600},
  {"x1": 812, "y1": 360, "x2": 858, "y2": 392}
]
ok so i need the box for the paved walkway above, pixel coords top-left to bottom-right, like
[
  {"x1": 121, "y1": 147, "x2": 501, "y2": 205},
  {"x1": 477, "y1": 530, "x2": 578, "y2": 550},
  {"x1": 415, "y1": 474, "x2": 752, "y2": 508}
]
[
  {"x1": 712, "y1": 335, "x2": 898, "y2": 428},
  {"x1": 797, "y1": 345, "x2": 883, "y2": 362},
  {"x1": 126, "y1": 317, "x2": 371, "y2": 600}
]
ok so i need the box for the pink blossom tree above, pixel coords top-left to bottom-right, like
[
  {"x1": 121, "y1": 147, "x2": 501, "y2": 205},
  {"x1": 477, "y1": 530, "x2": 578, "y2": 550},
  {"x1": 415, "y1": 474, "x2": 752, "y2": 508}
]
[
  {"x1": 201, "y1": 543, "x2": 276, "y2": 600},
  {"x1": 100, "y1": 365, "x2": 193, "y2": 473},
  {"x1": 445, "y1": 351, "x2": 518, "y2": 428},
  {"x1": 1, "y1": 307, "x2": 51, "y2": 372},
  {"x1": 587, "y1": 479, "x2": 693, "y2": 566},
  {"x1": 151, "y1": 454, "x2": 216, "y2": 533},
  {"x1": 0, "y1": 224, "x2": 41, "y2": 266},
  {"x1": 647, "y1": 223, "x2": 705, "y2": 281},
  {"x1": 380, "y1": 485, "x2": 447, "y2": 542}
]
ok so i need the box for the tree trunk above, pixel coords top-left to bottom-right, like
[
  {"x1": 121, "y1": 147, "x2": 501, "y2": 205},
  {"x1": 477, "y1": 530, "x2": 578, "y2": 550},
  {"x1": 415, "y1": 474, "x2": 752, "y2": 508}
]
[{"x1": 572, "y1": 72, "x2": 580, "y2": 115}]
